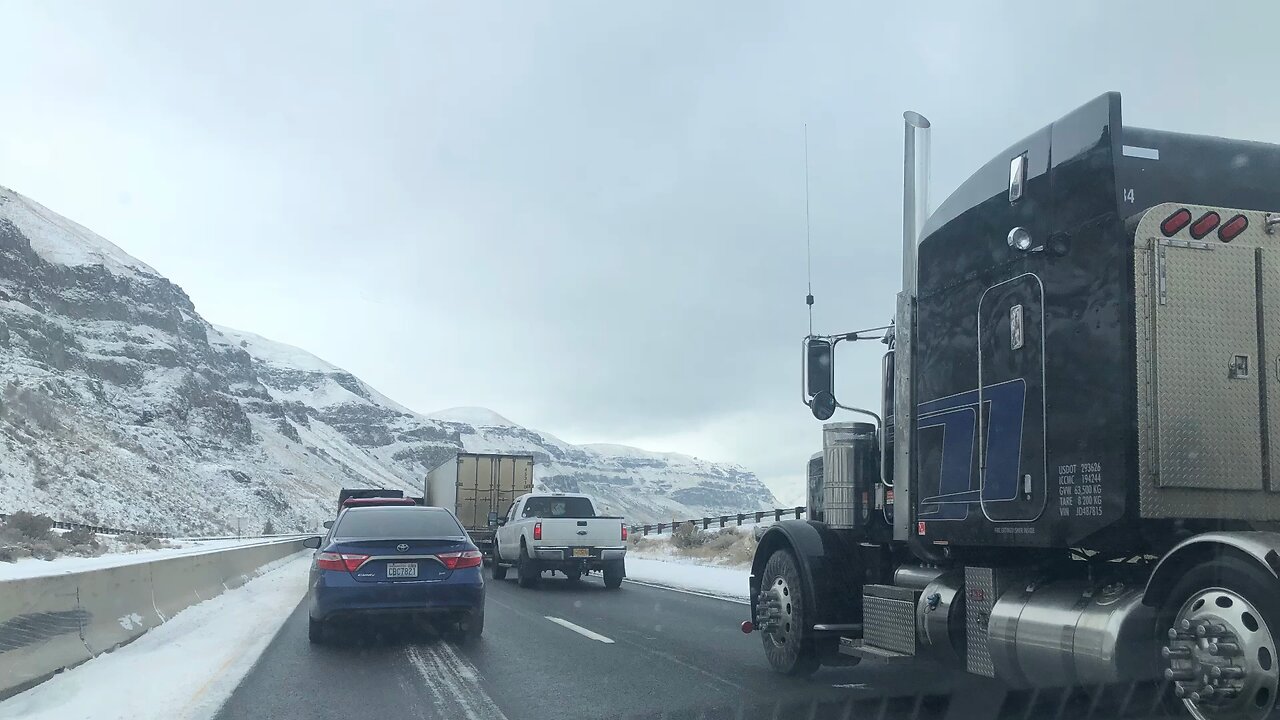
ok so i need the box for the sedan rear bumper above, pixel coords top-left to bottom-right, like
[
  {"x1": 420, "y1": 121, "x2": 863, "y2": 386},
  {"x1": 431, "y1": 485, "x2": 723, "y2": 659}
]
[{"x1": 309, "y1": 570, "x2": 484, "y2": 621}]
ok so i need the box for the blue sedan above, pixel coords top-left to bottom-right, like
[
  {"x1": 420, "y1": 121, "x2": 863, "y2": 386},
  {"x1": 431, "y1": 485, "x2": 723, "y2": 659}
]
[{"x1": 303, "y1": 506, "x2": 485, "y2": 644}]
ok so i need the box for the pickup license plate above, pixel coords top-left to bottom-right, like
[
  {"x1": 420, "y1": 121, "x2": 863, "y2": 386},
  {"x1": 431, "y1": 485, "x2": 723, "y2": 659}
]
[
  {"x1": 386, "y1": 562, "x2": 418, "y2": 578},
  {"x1": 572, "y1": 548, "x2": 590, "y2": 558}
]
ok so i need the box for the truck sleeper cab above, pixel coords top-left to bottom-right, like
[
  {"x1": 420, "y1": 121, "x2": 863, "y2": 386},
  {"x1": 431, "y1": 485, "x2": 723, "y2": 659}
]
[{"x1": 748, "y1": 93, "x2": 1280, "y2": 720}]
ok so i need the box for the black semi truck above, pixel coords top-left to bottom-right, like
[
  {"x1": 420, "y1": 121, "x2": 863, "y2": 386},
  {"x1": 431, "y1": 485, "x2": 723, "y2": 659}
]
[{"x1": 745, "y1": 93, "x2": 1280, "y2": 720}]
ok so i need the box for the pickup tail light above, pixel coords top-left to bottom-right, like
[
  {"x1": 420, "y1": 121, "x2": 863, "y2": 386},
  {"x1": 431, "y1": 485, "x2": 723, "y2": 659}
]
[
  {"x1": 438, "y1": 549, "x2": 484, "y2": 570},
  {"x1": 534, "y1": 521, "x2": 542, "y2": 541},
  {"x1": 621, "y1": 524, "x2": 628, "y2": 541},
  {"x1": 315, "y1": 552, "x2": 370, "y2": 572}
]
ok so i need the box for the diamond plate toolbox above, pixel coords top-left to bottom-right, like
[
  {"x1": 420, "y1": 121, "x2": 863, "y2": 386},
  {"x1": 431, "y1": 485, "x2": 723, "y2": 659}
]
[
  {"x1": 1134, "y1": 203, "x2": 1280, "y2": 519},
  {"x1": 862, "y1": 584, "x2": 918, "y2": 656},
  {"x1": 965, "y1": 567, "x2": 1015, "y2": 678}
]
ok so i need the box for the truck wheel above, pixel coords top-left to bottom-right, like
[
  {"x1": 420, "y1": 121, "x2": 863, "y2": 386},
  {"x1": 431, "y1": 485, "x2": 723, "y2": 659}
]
[
  {"x1": 517, "y1": 545, "x2": 540, "y2": 588},
  {"x1": 758, "y1": 548, "x2": 820, "y2": 677},
  {"x1": 603, "y1": 560, "x2": 624, "y2": 589},
  {"x1": 308, "y1": 617, "x2": 327, "y2": 645},
  {"x1": 491, "y1": 544, "x2": 508, "y2": 581},
  {"x1": 1157, "y1": 553, "x2": 1280, "y2": 720}
]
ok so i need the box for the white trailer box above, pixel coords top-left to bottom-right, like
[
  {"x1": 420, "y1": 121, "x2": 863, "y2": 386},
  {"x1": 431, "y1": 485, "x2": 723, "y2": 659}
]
[{"x1": 426, "y1": 453, "x2": 535, "y2": 551}]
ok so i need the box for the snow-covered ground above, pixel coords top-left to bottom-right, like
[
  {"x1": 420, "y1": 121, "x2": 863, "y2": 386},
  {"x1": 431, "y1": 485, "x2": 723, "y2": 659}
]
[
  {"x1": 0, "y1": 553, "x2": 310, "y2": 720},
  {"x1": 624, "y1": 557, "x2": 749, "y2": 602},
  {"x1": 0, "y1": 536, "x2": 303, "y2": 581}
]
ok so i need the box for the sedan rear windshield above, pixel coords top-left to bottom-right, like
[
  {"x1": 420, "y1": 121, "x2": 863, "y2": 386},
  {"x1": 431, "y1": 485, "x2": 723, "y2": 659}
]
[
  {"x1": 521, "y1": 496, "x2": 596, "y2": 518},
  {"x1": 334, "y1": 508, "x2": 465, "y2": 539}
]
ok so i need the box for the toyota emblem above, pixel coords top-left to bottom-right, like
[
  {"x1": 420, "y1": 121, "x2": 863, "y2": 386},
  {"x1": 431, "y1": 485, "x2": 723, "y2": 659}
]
[{"x1": 396, "y1": 543, "x2": 409, "y2": 553}]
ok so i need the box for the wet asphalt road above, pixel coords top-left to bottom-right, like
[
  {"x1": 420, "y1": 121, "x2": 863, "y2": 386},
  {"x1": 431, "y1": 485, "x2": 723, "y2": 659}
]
[{"x1": 213, "y1": 570, "x2": 1175, "y2": 720}]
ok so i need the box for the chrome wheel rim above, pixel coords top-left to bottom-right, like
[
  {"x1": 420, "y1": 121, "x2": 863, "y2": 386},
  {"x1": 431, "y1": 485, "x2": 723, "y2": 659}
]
[
  {"x1": 757, "y1": 576, "x2": 796, "y2": 647},
  {"x1": 1165, "y1": 587, "x2": 1279, "y2": 720}
]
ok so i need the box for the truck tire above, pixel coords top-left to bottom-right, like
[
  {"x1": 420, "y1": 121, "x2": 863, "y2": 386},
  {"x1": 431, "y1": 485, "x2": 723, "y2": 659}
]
[
  {"x1": 759, "y1": 548, "x2": 820, "y2": 677},
  {"x1": 308, "y1": 617, "x2": 327, "y2": 645},
  {"x1": 518, "y1": 545, "x2": 540, "y2": 588},
  {"x1": 1156, "y1": 552, "x2": 1280, "y2": 720},
  {"x1": 491, "y1": 544, "x2": 508, "y2": 581},
  {"x1": 603, "y1": 560, "x2": 624, "y2": 589}
]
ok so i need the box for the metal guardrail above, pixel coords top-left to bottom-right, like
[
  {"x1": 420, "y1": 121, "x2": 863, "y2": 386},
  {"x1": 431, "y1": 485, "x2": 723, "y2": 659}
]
[
  {"x1": 630, "y1": 506, "x2": 807, "y2": 536},
  {"x1": 0, "y1": 513, "x2": 168, "y2": 539}
]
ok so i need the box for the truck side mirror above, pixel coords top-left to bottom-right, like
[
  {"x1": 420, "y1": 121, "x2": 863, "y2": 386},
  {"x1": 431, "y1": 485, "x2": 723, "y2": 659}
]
[
  {"x1": 810, "y1": 390, "x2": 837, "y2": 421},
  {"x1": 488, "y1": 511, "x2": 499, "y2": 528},
  {"x1": 805, "y1": 336, "x2": 835, "y2": 400}
]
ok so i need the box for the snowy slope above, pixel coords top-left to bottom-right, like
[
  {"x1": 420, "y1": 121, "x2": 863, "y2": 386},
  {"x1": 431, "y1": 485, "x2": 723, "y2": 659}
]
[{"x1": 0, "y1": 184, "x2": 778, "y2": 534}]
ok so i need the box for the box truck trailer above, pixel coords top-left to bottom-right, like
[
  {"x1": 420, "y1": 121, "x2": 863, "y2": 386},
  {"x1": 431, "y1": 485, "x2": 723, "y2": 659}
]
[{"x1": 426, "y1": 453, "x2": 535, "y2": 555}]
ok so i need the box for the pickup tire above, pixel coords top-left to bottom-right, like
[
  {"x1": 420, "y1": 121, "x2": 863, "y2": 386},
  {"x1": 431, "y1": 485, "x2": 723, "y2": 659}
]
[
  {"x1": 603, "y1": 560, "x2": 624, "y2": 589},
  {"x1": 564, "y1": 569, "x2": 581, "y2": 584},
  {"x1": 517, "y1": 545, "x2": 541, "y2": 588},
  {"x1": 491, "y1": 544, "x2": 508, "y2": 581}
]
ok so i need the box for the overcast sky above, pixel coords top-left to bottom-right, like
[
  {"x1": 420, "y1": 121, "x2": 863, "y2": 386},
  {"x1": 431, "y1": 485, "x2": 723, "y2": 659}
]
[{"x1": 2, "y1": 1, "x2": 1276, "y2": 503}]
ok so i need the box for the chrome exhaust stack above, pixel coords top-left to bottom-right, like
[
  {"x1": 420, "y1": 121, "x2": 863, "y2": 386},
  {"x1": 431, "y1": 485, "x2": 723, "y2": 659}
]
[{"x1": 893, "y1": 111, "x2": 930, "y2": 541}]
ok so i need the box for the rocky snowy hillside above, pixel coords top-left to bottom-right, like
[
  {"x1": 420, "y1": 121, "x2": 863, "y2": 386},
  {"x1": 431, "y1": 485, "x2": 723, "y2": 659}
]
[{"x1": 0, "y1": 186, "x2": 777, "y2": 534}]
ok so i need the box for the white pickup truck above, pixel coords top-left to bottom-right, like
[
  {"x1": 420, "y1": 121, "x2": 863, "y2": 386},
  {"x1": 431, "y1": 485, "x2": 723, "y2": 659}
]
[{"x1": 491, "y1": 492, "x2": 627, "y2": 589}]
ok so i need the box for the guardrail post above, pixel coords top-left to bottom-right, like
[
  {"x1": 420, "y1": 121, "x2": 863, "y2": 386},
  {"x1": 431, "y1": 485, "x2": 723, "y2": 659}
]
[
  {"x1": 774, "y1": 508, "x2": 782, "y2": 522},
  {"x1": 737, "y1": 514, "x2": 744, "y2": 526},
  {"x1": 657, "y1": 523, "x2": 665, "y2": 534},
  {"x1": 795, "y1": 506, "x2": 804, "y2": 519},
  {"x1": 754, "y1": 511, "x2": 763, "y2": 523},
  {"x1": 720, "y1": 516, "x2": 727, "y2": 528},
  {"x1": 702, "y1": 517, "x2": 710, "y2": 530}
]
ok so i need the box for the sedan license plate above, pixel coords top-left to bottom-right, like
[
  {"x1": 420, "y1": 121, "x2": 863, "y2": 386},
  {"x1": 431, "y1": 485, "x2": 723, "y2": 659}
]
[
  {"x1": 386, "y1": 562, "x2": 418, "y2": 578},
  {"x1": 572, "y1": 548, "x2": 590, "y2": 558}
]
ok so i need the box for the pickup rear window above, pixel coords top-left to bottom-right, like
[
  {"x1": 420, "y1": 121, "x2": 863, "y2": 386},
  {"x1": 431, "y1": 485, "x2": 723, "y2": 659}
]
[{"x1": 522, "y1": 496, "x2": 596, "y2": 519}]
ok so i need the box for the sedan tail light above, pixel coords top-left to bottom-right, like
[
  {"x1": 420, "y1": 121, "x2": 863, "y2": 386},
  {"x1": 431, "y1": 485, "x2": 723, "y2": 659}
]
[
  {"x1": 315, "y1": 552, "x2": 370, "y2": 572},
  {"x1": 533, "y1": 521, "x2": 542, "y2": 541},
  {"x1": 437, "y1": 549, "x2": 484, "y2": 570}
]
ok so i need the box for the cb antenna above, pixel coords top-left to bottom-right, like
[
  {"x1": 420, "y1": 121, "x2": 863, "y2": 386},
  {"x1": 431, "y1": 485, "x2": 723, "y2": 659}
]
[{"x1": 804, "y1": 123, "x2": 814, "y2": 336}]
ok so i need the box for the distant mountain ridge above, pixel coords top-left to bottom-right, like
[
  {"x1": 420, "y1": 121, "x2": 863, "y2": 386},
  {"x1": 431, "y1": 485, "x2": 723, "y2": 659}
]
[{"x1": 0, "y1": 185, "x2": 778, "y2": 533}]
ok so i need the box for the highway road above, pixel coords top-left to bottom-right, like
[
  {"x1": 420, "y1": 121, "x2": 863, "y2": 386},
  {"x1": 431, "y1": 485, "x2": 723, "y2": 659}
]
[{"x1": 213, "y1": 571, "x2": 1172, "y2": 720}]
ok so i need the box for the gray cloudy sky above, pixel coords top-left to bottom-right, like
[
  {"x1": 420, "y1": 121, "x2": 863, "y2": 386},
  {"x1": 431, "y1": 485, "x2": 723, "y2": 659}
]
[{"x1": 2, "y1": 1, "x2": 1276, "y2": 503}]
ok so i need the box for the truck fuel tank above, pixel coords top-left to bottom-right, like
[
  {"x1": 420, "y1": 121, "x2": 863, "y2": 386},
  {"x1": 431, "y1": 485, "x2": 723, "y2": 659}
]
[{"x1": 987, "y1": 576, "x2": 1155, "y2": 688}]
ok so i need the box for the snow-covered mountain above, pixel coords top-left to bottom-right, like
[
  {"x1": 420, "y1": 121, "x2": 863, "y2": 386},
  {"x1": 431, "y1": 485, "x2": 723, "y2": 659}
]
[{"x1": 0, "y1": 186, "x2": 778, "y2": 534}]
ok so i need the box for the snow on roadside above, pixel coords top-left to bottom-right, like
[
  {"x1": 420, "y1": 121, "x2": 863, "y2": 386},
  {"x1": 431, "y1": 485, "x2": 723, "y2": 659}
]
[
  {"x1": 624, "y1": 556, "x2": 749, "y2": 602},
  {"x1": 0, "y1": 536, "x2": 303, "y2": 581},
  {"x1": 0, "y1": 553, "x2": 310, "y2": 720}
]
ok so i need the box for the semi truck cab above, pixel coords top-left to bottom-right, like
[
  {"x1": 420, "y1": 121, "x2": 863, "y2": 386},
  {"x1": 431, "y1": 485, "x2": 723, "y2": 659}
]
[{"x1": 747, "y1": 93, "x2": 1280, "y2": 720}]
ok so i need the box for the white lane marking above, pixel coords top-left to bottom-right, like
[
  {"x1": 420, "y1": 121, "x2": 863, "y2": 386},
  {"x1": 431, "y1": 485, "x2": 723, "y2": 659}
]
[
  {"x1": 621, "y1": 578, "x2": 749, "y2": 605},
  {"x1": 833, "y1": 683, "x2": 870, "y2": 689},
  {"x1": 406, "y1": 644, "x2": 510, "y2": 720},
  {"x1": 544, "y1": 616, "x2": 615, "y2": 644}
]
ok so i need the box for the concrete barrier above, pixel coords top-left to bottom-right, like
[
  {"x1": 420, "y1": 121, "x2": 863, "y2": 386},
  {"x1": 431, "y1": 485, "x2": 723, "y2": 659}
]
[{"x1": 0, "y1": 537, "x2": 307, "y2": 699}]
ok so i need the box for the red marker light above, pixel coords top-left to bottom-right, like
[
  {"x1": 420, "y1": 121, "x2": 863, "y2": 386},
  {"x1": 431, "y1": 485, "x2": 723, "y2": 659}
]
[
  {"x1": 1161, "y1": 208, "x2": 1193, "y2": 237},
  {"x1": 1189, "y1": 211, "x2": 1222, "y2": 240},
  {"x1": 740, "y1": 620, "x2": 754, "y2": 634},
  {"x1": 1219, "y1": 214, "x2": 1249, "y2": 242}
]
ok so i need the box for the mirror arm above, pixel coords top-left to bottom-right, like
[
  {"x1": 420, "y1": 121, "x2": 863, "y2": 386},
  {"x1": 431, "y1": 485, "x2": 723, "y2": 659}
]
[{"x1": 834, "y1": 402, "x2": 882, "y2": 429}]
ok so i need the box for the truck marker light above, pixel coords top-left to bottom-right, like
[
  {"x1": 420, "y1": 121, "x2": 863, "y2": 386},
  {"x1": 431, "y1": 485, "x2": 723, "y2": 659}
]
[
  {"x1": 1161, "y1": 208, "x2": 1193, "y2": 236},
  {"x1": 1189, "y1": 211, "x2": 1221, "y2": 240},
  {"x1": 740, "y1": 620, "x2": 754, "y2": 634},
  {"x1": 1219, "y1": 214, "x2": 1249, "y2": 242},
  {"x1": 1007, "y1": 226, "x2": 1033, "y2": 251}
]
